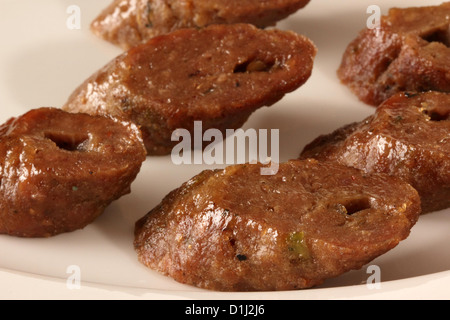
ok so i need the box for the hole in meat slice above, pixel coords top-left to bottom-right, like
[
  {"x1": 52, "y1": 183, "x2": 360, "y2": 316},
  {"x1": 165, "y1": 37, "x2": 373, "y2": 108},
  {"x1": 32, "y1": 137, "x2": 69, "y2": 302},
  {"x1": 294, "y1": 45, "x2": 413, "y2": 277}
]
[
  {"x1": 335, "y1": 197, "x2": 372, "y2": 215},
  {"x1": 233, "y1": 59, "x2": 276, "y2": 73},
  {"x1": 422, "y1": 26, "x2": 450, "y2": 47},
  {"x1": 45, "y1": 132, "x2": 89, "y2": 152},
  {"x1": 422, "y1": 108, "x2": 449, "y2": 122}
]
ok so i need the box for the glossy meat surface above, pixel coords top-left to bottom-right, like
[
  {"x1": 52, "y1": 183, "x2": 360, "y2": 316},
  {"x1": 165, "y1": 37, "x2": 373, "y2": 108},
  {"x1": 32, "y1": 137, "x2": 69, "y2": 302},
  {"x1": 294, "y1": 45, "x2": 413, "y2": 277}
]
[
  {"x1": 300, "y1": 91, "x2": 450, "y2": 213},
  {"x1": 338, "y1": 2, "x2": 450, "y2": 106},
  {"x1": 134, "y1": 159, "x2": 421, "y2": 291},
  {"x1": 91, "y1": 0, "x2": 311, "y2": 49},
  {"x1": 0, "y1": 108, "x2": 146, "y2": 237},
  {"x1": 63, "y1": 24, "x2": 316, "y2": 155}
]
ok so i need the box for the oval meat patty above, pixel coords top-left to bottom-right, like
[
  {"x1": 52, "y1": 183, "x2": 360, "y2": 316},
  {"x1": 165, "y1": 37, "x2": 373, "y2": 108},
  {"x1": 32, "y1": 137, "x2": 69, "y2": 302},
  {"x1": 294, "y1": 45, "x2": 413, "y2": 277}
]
[
  {"x1": 91, "y1": 0, "x2": 311, "y2": 50},
  {"x1": 300, "y1": 91, "x2": 450, "y2": 214},
  {"x1": 0, "y1": 108, "x2": 146, "y2": 237},
  {"x1": 338, "y1": 2, "x2": 450, "y2": 106},
  {"x1": 134, "y1": 159, "x2": 421, "y2": 291},
  {"x1": 63, "y1": 24, "x2": 316, "y2": 155}
]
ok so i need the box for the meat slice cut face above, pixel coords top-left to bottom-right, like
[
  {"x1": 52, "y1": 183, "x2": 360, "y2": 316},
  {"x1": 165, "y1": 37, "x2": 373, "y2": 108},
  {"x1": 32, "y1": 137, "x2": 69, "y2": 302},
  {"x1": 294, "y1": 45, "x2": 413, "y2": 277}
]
[
  {"x1": 134, "y1": 159, "x2": 421, "y2": 291},
  {"x1": 338, "y1": 2, "x2": 450, "y2": 106},
  {"x1": 91, "y1": 0, "x2": 311, "y2": 50},
  {"x1": 300, "y1": 91, "x2": 450, "y2": 214},
  {"x1": 0, "y1": 107, "x2": 147, "y2": 238},
  {"x1": 63, "y1": 24, "x2": 317, "y2": 155}
]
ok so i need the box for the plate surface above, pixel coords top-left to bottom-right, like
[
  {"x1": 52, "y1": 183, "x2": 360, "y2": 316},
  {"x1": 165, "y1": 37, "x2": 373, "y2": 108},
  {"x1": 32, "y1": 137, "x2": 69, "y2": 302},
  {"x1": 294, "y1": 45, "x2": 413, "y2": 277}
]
[{"x1": 0, "y1": 0, "x2": 448, "y2": 300}]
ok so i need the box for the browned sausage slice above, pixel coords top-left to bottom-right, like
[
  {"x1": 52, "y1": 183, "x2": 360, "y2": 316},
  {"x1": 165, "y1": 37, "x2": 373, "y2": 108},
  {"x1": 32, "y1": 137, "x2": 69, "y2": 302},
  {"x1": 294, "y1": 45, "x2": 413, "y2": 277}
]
[
  {"x1": 300, "y1": 91, "x2": 450, "y2": 213},
  {"x1": 63, "y1": 24, "x2": 316, "y2": 155},
  {"x1": 134, "y1": 159, "x2": 421, "y2": 291},
  {"x1": 0, "y1": 108, "x2": 146, "y2": 237},
  {"x1": 91, "y1": 0, "x2": 311, "y2": 50},
  {"x1": 338, "y1": 2, "x2": 450, "y2": 106}
]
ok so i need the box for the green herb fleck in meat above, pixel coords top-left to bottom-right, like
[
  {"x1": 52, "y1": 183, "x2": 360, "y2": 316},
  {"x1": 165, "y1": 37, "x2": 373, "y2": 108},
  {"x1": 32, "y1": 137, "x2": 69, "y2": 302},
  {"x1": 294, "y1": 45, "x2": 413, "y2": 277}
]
[{"x1": 287, "y1": 231, "x2": 310, "y2": 260}]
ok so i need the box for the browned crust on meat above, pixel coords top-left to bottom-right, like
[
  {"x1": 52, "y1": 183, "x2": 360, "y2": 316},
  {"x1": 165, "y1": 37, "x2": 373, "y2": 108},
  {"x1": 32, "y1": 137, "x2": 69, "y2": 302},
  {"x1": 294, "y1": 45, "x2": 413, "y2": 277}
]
[
  {"x1": 300, "y1": 91, "x2": 450, "y2": 213},
  {"x1": 63, "y1": 24, "x2": 316, "y2": 155},
  {"x1": 337, "y1": 2, "x2": 450, "y2": 106},
  {"x1": 91, "y1": 0, "x2": 311, "y2": 50},
  {"x1": 0, "y1": 107, "x2": 146, "y2": 237},
  {"x1": 134, "y1": 159, "x2": 421, "y2": 291}
]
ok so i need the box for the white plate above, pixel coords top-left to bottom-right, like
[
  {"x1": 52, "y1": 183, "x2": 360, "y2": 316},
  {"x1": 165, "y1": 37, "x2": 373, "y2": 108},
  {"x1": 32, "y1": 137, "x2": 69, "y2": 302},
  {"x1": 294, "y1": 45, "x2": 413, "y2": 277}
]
[{"x1": 0, "y1": 0, "x2": 448, "y2": 300}]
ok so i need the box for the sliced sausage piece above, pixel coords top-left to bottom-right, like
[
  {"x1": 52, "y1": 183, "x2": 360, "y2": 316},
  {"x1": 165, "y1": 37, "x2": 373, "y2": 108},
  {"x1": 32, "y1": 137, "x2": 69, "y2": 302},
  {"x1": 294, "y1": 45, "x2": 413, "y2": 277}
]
[
  {"x1": 0, "y1": 107, "x2": 146, "y2": 237},
  {"x1": 338, "y1": 2, "x2": 450, "y2": 106},
  {"x1": 63, "y1": 24, "x2": 316, "y2": 155},
  {"x1": 134, "y1": 159, "x2": 421, "y2": 291},
  {"x1": 91, "y1": 0, "x2": 311, "y2": 50},
  {"x1": 300, "y1": 91, "x2": 450, "y2": 213}
]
